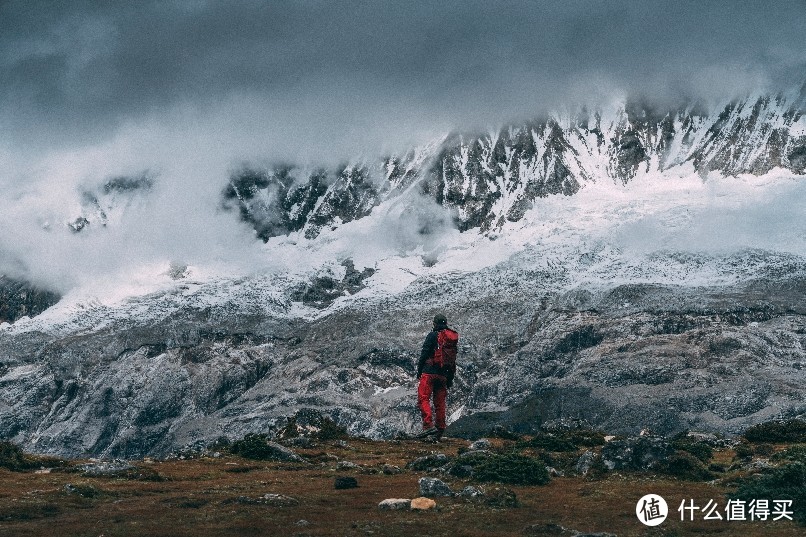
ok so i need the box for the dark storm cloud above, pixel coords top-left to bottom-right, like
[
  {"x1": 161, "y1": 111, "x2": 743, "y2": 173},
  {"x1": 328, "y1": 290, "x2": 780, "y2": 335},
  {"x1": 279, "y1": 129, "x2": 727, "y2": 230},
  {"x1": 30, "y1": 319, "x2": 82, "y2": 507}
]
[{"x1": 1, "y1": 0, "x2": 804, "y2": 160}]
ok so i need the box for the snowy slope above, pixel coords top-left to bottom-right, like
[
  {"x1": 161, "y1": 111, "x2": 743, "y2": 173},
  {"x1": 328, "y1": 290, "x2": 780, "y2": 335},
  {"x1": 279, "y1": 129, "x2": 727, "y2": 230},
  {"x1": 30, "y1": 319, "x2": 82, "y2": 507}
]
[{"x1": 1, "y1": 90, "x2": 806, "y2": 457}]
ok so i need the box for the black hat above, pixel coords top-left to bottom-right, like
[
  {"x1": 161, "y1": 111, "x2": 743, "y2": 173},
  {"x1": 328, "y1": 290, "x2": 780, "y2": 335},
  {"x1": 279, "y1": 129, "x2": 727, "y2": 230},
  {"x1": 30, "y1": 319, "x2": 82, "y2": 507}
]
[{"x1": 433, "y1": 313, "x2": 448, "y2": 327}]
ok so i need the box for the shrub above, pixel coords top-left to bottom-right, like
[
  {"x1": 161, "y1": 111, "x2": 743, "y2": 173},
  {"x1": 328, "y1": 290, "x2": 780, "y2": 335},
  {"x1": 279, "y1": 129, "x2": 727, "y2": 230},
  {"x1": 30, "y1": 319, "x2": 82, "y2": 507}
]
[
  {"x1": 473, "y1": 454, "x2": 550, "y2": 486},
  {"x1": 0, "y1": 441, "x2": 65, "y2": 472},
  {"x1": 670, "y1": 437, "x2": 713, "y2": 463},
  {"x1": 229, "y1": 434, "x2": 304, "y2": 462},
  {"x1": 733, "y1": 442, "x2": 754, "y2": 460},
  {"x1": 0, "y1": 441, "x2": 29, "y2": 471},
  {"x1": 524, "y1": 434, "x2": 577, "y2": 452},
  {"x1": 730, "y1": 462, "x2": 806, "y2": 525},
  {"x1": 743, "y1": 419, "x2": 806, "y2": 443},
  {"x1": 521, "y1": 429, "x2": 606, "y2": 452},
  {"x1": 657, "y1": 451, "x2": 715, "y2": 481},
  {"x1": 315, "y1": 416, "x2": 349, "y2": 441},
  {"x1": 771, "y1": 445, "x2": 806, "y2": 464},
  {"x1": 753, "y1": 443, "x2": 775, "y2": 457},
  {"x1": 483, "y1": 487, "x2": 519, "y2": 508},
  {"x1": 276, "y1": 413, "x2": 349, "y2": 441},
  {"x1": 229, "y1": 434, "x2": 276, "y2": 460}
]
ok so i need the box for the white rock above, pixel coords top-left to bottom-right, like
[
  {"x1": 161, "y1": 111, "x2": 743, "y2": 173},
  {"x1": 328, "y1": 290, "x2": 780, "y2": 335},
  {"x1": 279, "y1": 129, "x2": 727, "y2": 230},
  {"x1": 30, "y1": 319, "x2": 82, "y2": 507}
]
[{"x1": 378, "y1": 498, "x2": 411, "y2": 510}]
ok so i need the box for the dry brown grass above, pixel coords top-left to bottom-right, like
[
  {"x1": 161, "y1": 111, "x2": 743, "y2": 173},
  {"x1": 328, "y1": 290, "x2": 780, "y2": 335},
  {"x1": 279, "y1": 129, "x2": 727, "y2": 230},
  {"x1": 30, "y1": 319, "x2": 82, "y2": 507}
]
[{"x1": 0, "y1": 438, "x2": 801, "y2": 537}]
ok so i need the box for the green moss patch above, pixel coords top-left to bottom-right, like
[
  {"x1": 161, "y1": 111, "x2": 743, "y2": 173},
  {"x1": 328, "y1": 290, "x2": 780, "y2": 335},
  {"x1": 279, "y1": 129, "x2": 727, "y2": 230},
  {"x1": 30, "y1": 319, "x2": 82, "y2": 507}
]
[
  {"x1": 743, "y1": 420, "x2": 806, "y2": 443},
  {"x1": 473, "y1": 453, "x2": 550, "y2": 486},
  {"x1": 730, "y1": 462, "x2": 806, "y2": 526}
]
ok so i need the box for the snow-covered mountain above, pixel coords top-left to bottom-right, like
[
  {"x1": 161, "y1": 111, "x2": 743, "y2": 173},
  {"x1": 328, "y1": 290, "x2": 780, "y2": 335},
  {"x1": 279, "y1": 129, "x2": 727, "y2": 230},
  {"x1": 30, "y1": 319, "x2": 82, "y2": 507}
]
[
  {"x1": 223, "y1": 85, "x2": 806, "y2": 239},
  {"x1": 1, "y1": 87, "x2": 806, "y2": 458}
]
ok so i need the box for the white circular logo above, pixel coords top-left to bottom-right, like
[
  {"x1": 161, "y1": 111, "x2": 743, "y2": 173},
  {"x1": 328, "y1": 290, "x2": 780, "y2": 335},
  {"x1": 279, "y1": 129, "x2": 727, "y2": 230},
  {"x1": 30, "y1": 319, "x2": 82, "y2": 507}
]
[{"x1": 636, "y1": 494, "x2": 668, "y2": 526}]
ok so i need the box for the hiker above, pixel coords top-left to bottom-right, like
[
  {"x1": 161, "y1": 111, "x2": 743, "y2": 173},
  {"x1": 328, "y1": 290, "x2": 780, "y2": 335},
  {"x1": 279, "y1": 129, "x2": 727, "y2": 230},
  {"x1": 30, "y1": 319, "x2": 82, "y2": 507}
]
[{"x1": 416, "y1": 313, "x2": 459, "y2": 440}]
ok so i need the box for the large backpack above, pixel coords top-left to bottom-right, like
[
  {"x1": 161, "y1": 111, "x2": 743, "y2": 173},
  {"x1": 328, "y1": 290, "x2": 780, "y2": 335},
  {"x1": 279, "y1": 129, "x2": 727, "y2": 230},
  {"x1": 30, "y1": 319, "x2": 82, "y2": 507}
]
[{"x1": 433, "y1": 328, "x2": 459, "y2": 370}]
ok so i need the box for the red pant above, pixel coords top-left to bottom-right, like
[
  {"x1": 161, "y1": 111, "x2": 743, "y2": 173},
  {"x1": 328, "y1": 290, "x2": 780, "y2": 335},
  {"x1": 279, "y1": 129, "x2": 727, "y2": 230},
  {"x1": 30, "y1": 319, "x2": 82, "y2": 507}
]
[{"x1": 418, "y1": 374, "x2": 447, "y2": 430}]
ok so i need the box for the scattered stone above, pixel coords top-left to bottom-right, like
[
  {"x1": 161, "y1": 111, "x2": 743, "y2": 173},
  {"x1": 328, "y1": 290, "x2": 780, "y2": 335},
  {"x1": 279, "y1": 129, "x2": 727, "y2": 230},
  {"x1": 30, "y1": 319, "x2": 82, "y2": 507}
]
[
  {"x1": 230, "y1": 435, "x2": 306, "y2": 462},
  {"x1": 483, "y1": 486, "x2": 518, "y2": 508},
  {"x1": 456, "y1": 449, "x2": 493, "y2": 462},
  {"x1": 410, "y1": 497, "x2": 437, "y2": 510},
  {"x1": 489, "y1": 425, "x2": 522, "y2": 440},
  {"x1": 459, "y1": 486, "x2": 484, "y2": 498},
  {"x1": 523, "y1": 524, "x2": 618, "y2": 536},
  {"x1": 447, "y1": 464, "x2": 473, "y2": 478},
  {"x1": 265, "y1": 442, "x2": 305, "y2": 462},
  {"x1": 744, "y1": 459, "x2": 776, "y2": 471},
  {"x1": 336, "y1": 460, "x2": 361, "y2": 470},
  {"x1": 541, "y1": 418, "x2": 593, "y2": 431},
  {"x1": 686, "y1": 431, "x2": 718, "y2": 443},
  {"x1": 288, "y1": 437, "x2": 316, "y2": 448},
  {"x1": 262, "y1": 494, "x2": 299, "y2": 507},
  {"x1": 576, "y1": 451, "x2": 596, "y2": 476},
  {"x1": 419, "y1": 477, "x2": 453, "y2": 497},
  {"x1": 603, "y1": 436, "x2": 617, "y2": 442},
  {"x1": 64, "y1": 483, "x2": 101, "y2": 498},
  {"x1": 522, "y1": 523, "x2": 576, "y2": 535},
  {"x1": 469, "y1": 439, "x2": 491, "y2": 451},
  {"x1": 78, "y1": 460, "x2": 135, "y2": 477},
  {"x1": 407, "y1": 453, "x2": 449, "y2": 471},
  {"x1": 378, "y1": 498, "x2": 411, "y2": 510},
  {"x1": 601, "y1": 436, "x2": 674, "y2": 471},
  {"x1": 547, "y1": 466, "x2": 564, "y2": 477},
  {"x1": 382, "y1": 464, "x2": 401, "y2": 475},
  {"x1": 295, "y1": 519, "x2": 311, "y2": 526},
  {"x1": 334, "y1": 476, "x2": 358, "y2": 489},
  {"x1": 229, "y1": 493, "x2": 299, "y2": 507}
]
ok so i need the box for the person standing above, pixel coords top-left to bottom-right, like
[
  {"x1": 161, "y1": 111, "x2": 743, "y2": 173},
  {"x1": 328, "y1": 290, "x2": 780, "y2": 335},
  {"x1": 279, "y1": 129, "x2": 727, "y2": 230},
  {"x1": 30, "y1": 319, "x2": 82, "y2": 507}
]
[{"x1": 416, "y1": 313, "x2": 459, "y2": 440}]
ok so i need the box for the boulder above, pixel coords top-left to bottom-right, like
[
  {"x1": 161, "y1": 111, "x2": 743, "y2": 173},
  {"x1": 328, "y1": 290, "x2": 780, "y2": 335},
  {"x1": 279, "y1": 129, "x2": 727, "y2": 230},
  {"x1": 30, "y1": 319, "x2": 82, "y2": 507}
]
[
  {"x1": 576, "y1": 450, "x2": 596, "y2": 475},
  {"x1": 418, "y1": 477, "x2": 453, "y2": 497},
  {"x1": 407, "y1": 453, "x2": 449, "y2": 471},
  {"x1": 261, "y1": 493, "x2": 299, "y2": 507},
  {"x1": 378, "y1": 498, "x2": 411, "y2": 510},
  {"x1": 459, "y1": 486, "x2": 484, "y2": 498},
  {"x1": 469, "y1": 439, "x2": 491, "y2": 451},
  {"x1": 78, "y1": 459, "x2": 134, "y2": 476},
  {"x1": 601, "y1": 436, "x2": 674, "y2": 471},
  {"x1": 334, "y1": 476, "x2": 358, "y2": 489},
  {"x1": 336, "y1": 460, "x2": 361, "y2": 470},
  {"x1": 382, "y1": 464, "x2": 402, "y2": 475},
  {"x1": 410, "y1": 497, "x2": 437, "y2": 510},
  {"x1": 483, "y1": 486, "x2": 519, "y2": 508}
]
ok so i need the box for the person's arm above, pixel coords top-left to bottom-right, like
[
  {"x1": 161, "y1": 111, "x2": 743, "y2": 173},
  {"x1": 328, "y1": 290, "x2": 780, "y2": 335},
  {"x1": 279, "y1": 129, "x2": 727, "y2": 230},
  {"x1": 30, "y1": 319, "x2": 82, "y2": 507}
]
[
  {"x1": 446, "y1": 363, "x2": 455, "y2": 388},
  {"x1": 417, "y1": 331, "x2": 437, "y2": 378}
]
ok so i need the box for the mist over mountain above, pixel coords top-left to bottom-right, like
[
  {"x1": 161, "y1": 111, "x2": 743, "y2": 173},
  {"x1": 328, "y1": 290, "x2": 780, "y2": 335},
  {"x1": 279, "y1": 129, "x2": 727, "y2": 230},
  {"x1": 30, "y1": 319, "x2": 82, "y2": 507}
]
[
  {"x1": 2, "y1": 85, "x2": 806, "y2": 457},
  {"x1": 1, "y1": 2, "x2": 806, "y2": 457}
]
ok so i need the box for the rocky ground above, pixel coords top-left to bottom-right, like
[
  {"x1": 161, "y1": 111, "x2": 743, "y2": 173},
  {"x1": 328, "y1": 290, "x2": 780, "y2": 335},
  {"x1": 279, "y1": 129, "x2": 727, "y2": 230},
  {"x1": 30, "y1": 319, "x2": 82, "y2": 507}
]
[{"x1": 0, "y1": 420, "x2": 804, "y2": 537}]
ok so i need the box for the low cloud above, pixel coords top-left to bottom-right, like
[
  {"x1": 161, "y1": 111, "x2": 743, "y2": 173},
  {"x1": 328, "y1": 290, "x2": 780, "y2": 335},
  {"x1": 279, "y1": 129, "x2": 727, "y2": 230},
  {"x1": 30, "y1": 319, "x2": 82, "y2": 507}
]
[{"x1": 1, "y1": 1, "x2": 804, "y2": 291}]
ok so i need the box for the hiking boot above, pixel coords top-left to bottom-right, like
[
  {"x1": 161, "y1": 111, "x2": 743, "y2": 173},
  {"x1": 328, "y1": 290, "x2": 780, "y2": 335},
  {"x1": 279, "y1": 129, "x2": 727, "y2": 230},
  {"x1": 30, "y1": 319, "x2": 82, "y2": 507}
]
[
  {"x1": 435, "y1": 429, "x2": 445, "y2": 441},
  {"x1": 416, "y1": 426, "x2": 438, "y2": 438}
]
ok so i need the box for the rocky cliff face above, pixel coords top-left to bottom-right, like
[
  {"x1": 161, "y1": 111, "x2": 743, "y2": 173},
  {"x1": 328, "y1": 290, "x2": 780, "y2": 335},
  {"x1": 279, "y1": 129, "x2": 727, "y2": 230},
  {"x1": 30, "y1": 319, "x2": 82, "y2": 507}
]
[
  {"x1": 226, "y1": 86, "x2": 806, "y2": 237},
  {"x1": 2, "y1": 248, "x2": 805, "y2": 458},
  {"x1": 0, "y1": 276, "x2": 60, "y2": 325}
]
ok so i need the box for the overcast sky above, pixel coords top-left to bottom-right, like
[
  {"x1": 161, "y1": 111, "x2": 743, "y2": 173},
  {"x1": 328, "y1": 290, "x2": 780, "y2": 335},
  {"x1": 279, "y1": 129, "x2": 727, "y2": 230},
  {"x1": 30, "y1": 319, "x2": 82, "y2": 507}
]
[{"x1": 2, "y1": 0, "x2": 804, "y2": 165}]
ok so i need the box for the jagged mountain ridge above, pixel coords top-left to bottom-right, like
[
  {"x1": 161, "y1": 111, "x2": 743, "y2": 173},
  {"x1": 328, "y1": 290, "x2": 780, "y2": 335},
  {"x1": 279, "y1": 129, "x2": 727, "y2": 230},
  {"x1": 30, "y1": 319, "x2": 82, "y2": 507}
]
[{"x1": 225, "y1": 86, "x2": 806, "y2": 237}]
